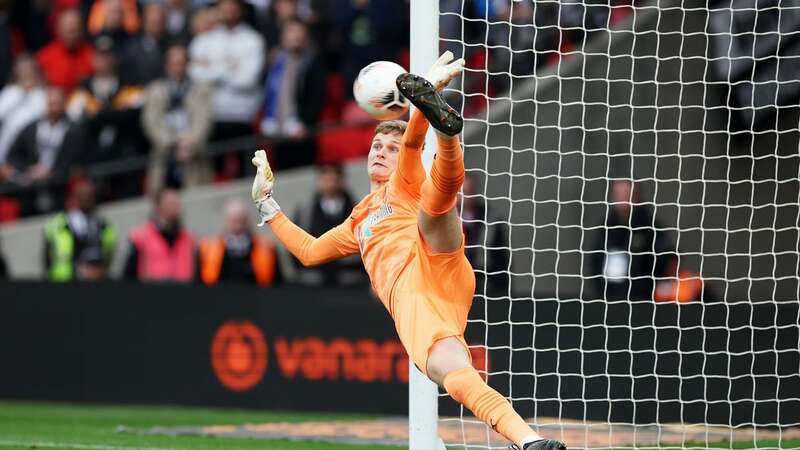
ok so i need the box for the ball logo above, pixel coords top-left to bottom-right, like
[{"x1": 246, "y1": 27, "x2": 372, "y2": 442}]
[{"x1": 211, "y1": 320, "x2": 268, "y2": 392}]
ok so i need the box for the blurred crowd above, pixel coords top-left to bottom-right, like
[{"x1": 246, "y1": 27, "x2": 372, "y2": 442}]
[
  {"x1": 0, "y1": 0, "x2": 689, "y2": 303},
  {"x1": 0, "y1": 0, "x2": 412, "y2": 219},
  {"x1": 0, "y1": 0, "x2": 640, "y2": 220}
]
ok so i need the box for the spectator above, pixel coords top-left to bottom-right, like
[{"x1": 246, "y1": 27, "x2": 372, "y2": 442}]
[
  {"x1": 87, "y1": 0, "x2": 140, "y2": 42},
  {"x1": 142, "y1": 44, "x2": 213, "y2": 193},
  {"x1": 0, "y1": 55, "x2": 47, "y2": 164},
  {"x1": 67, "y1": 35, "x2": 145, "y2": 163},
  {"x1": 124, "y1": 187, "x2": 195, "y2": 282},
  {"x1": 261, "y1": 0, "x2": 298, "y2": 49},
  {"x1": 189, "y1": 0, "x2": 265, "y2": 148},
  {"x1": 461, "y1": 175, "x2": 510, "y2": 295},
  {"x1": 0, "y1": 87, "x2": 83, "y2": 215},
  {"x1": 163, "y1": 0, "x2": 193, "y2": 43},
  {"x1": 189, "y1": 6, "x2": 219, "y2": 37},
  {"x1": 487, "y1": 1, "x2": 556, "y2": 93},
  {"x1": 260, "y1": 19, "x2": 325, "y2": 168},
  {"x1": 294, "y1": 0, "x2": 333, "y2": 53},
  {"x1": 120, "y1": 3, "x2": 167, "y2": 85},
  {"x1": 198, "y1": 198, "x2": 280, "y2": 286},
  {"x1": 293, "y1": 163, "x2": 365, "y2": 286},
  {"x1": 333, "y1": 0, "x2": 406, "y2": 95},
  {"x1": 36, "y1": 9, "x2": 94, "y2": 91},
  {"x1": 43, "y1": 179, "x2": 117, "y2": 281},
  {"x1": 587, "y1": 179, "x2": 675, "y2": 302}
]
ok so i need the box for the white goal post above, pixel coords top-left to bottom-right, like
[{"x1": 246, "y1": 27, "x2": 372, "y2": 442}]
[{"x1": 409, "y1": 1, "x2": 447, "y2": 449}]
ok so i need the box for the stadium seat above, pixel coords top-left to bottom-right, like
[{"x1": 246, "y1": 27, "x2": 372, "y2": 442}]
[
  {"x1": 0, "y1": 197, "x2": 21, "y2": 223},
  {"x1": 320, "y1": 73, "x2": 346, "y2": 123}
]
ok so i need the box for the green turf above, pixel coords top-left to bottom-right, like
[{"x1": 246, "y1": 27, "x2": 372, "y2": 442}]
[
  {"x1": 0, "y1": 400, "x2": 797, "y2": 450},
  {"x1": 0, "y1": 400, "x2": 403, "y2": 450}
]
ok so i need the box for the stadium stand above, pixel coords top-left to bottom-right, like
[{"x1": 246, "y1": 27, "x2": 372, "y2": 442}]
[
  {"x1": 2, "y1": 0, "x2": 602, "y2": 222},
  {"x1": 0, "y1": 0, "x2": 697, "y2": 289}
]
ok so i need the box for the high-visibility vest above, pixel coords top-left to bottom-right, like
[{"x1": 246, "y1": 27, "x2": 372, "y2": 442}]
[
  {"x1": 130, "y1": 221, "x2": 194, "y2": 281},
  {"x1": 198, "y1": 234, "x2": 277, "y2": 287},
  {"x1": 44, "y1": 212, "x2": 117, "y2": 282}
]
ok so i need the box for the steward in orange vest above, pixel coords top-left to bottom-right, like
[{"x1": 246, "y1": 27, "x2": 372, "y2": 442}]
[
  {"x1": 198, "y1": 198, "x2": 280, "y2": 287},
  {"x1": 198, "y1": 233, "x2": 279, "y2": 287}
]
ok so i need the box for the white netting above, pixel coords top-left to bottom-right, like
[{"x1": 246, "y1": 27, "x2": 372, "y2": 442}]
[{"x1": 434, "y1": 1, "x2": 800, "y2": 449}]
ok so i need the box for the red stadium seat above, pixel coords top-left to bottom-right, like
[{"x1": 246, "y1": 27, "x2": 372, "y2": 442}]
[
  {"x1": 317, "y1": 123, "x2": 376, "y2": 164},
  {"x1": 0, "y1": 197, "x2": 20, "y2": 223},
  {"x1": 320, "y1": 73, "x2": 346, "y2": 123}
]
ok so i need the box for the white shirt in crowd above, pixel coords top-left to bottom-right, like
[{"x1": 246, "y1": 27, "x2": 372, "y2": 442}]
[
  {"x1": 0, "y1": 85, "x2": 46, "y2": 163},
  {"x1": 188, "y1": 23, "x2": 265, "y2": 124}
]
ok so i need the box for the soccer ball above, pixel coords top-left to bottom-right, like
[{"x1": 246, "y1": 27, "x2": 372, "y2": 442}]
[{"x1": 353, "y1": 61, "x2": 410, "y2": 120}]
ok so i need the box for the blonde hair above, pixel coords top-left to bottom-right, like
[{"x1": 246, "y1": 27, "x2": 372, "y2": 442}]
[{"x1": 374, "y1": 120, "x2": 407, "y2": 136}]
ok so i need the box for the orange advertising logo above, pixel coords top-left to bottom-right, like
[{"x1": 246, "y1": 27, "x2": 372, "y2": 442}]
[
  {"x1": 274, "y1": 338, "x2": 410, "y2": 383},
  {"x1": 211, "y1": 320, "x2": 490, "y2": 392},
  {"x1": 211, "y1": 320, "x2": 268, "y2": 392},
  {"x1": 273, "y1": 337, "x2": 488, "y2": 384}
]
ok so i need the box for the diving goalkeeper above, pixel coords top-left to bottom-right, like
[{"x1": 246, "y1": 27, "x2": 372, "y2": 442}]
[{"x1": 250, "y1": 53, "x2": 566, "y2": 450}]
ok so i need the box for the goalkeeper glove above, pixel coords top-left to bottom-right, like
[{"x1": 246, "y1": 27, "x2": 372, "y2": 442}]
[
  {"x1": 426, "y1": 51, "x2": 466, "y2": 91},
  {"x1": 251, "y1": 149, "x2": 281, "y2": 226}
]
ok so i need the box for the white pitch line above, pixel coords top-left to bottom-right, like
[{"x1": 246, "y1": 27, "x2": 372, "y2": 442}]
[{"x1": 0, "y1": 440, "x2": 181, "y2": 450}]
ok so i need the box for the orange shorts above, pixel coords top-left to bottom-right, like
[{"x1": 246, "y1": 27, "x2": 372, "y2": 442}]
[{"x1": 390, "y1": 232, "x2": 476, "y2": 376}]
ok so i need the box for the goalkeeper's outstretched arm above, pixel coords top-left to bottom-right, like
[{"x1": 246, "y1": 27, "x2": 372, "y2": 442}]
[
  {"x1": 251, "y1": 150, "x2": 359, "y2": 267},
  {"x1": 268, "y1": 214, "x2": 358, "y2": 266}
]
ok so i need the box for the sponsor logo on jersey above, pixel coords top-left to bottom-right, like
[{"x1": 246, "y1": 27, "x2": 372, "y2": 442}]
[{"x1": 358, "y1": 204, "x2": 394, "y2": 246}]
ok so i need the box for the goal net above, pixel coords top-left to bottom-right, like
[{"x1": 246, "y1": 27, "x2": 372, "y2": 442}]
[{"x1": 417, "y1": 0, "x2": 800, "y2": 448}]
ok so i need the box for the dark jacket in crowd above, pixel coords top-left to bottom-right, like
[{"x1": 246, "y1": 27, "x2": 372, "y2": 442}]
[
  {"x1": 261, "y1": 47, "x2": 326, "y2": 167},
  {"x1": 67, "y1": 77, "x2": 145, "y2": 162},
  {"x1": 6, "y1": 118, "x2": 82, "y2": 178},
  {"x1": 263, "y1": 50, "x2": 325, "y2": 120},
  {"x1": 289, "y1": 51, "x2": 326, "y2": 130},
  {"x1": 294, "y1": 191, "x2": 366, "y2": 286},
  {"x1": 120, "y1": 35, "x2": 166, "y2": 86},
  {"x1": 588, "y1": 205, "x2": 675, "y2": 301}
]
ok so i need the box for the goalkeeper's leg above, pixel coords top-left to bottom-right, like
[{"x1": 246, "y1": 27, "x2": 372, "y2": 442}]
[
  {"x1": 396, "y1": 72, "x2": 466, "y2": 252},
  {"x1": 427, "y1": 337, "x2": 564, "y2": 449}
]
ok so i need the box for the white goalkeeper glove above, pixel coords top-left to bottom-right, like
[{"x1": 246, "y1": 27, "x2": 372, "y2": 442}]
[
  {"x1": 251, "y1": 149, "x2": 281, "y2": 226},
  {"x1": 426, "y1": 51, "x2": 466, "y2": 91}
]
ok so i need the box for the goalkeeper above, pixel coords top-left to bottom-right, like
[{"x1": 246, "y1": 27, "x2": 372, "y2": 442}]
[{"x1": 251, "y1": 53, "x2": 566, "y2": 450}]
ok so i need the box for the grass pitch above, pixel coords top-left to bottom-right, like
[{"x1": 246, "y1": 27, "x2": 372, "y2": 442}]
[
  {"x1": 0, "y1": 400, "x2": 797, "y2": 450},
  {"x1": 0, "y1": 400, "x2": 403, "y2": 450}
]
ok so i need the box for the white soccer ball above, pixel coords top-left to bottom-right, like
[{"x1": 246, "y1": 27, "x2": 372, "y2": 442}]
[{"x1": 353, "y1": 61, "x2": 410, "y2": 120}]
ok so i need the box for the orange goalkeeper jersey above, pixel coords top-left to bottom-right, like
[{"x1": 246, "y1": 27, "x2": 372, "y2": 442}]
[{"x1": 269, "y1": 171, "x2": 424, "y2": 309}]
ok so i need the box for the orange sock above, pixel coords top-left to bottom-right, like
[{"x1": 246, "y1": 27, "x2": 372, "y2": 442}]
[
  {"x1": 443, "y1": 367, "x2": 539, "y2": 447},
  {"x1": 421, "y1": 135, "x2": 464, "y2": 216}
]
